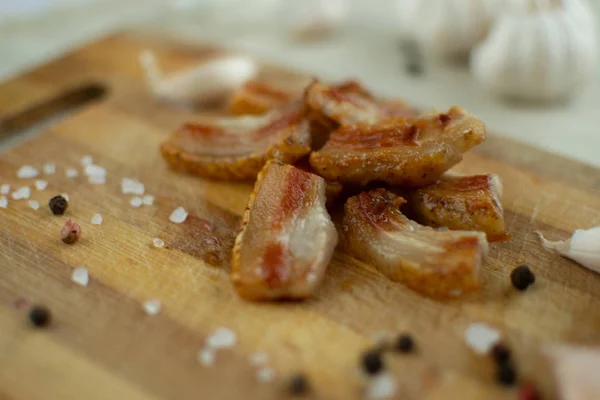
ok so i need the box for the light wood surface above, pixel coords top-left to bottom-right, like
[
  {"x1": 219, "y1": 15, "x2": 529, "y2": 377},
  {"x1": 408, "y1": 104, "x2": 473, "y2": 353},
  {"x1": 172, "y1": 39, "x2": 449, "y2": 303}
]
[{"x1": 0, "y1": 32, "x2": 599, "y2": 400}]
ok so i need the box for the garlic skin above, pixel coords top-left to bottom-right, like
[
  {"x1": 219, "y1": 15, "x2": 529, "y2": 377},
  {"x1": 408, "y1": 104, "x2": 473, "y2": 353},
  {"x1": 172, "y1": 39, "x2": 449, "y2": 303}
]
[
  {"x1": 536, "y1": 227, "x2": 600, "y2": 273},
  {"x1": 471, "y1": 0, "x2": 598, "y2": 102},
  {"x1": 397, "y1": 0, "x2": 505, "y2": 58},
  {"x1": 139, "y1": 51, "x2": 258, "y2": 106}
]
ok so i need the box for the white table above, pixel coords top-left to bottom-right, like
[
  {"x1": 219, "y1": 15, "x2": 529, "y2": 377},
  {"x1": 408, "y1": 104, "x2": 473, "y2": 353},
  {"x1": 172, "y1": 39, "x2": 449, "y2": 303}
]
[{"x1": 1, "y1": 0, "x2": 599, "y2": 167}]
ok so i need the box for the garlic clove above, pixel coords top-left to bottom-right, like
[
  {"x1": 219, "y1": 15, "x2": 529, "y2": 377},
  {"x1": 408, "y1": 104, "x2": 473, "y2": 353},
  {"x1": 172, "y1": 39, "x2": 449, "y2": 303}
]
[
  {"x1": 139, "y1": 51, "x2": 258, "y2": 106},
  {"x1": 536, "y1": 227, "x2": 600, "y2": 274},
  {"x1": 547, "y1": 345, "x2": 600, "y2": 400}
]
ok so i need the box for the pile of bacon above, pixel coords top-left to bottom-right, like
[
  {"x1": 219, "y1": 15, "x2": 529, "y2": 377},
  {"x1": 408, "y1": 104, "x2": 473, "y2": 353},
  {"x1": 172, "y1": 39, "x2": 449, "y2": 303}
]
[{"x1": 161, "y1": 79, "x2": 507, "y2": 301}]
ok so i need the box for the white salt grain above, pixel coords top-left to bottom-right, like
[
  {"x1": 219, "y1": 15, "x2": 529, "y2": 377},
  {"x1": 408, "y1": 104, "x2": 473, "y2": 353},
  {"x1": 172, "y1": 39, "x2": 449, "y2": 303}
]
[
  {"x1": 465, "y1": 323, "x2": 501, "y2": 355},
  {"x1": 62, "y1": 193, "x2": 70, "y2": 201},
  {"x1": 142, "y1": 299, "x2": 161, "y2": 315},
  {"x1": 207, "y1": 327, "x2": 237, "y2": 349},
  {"x1": 366, "y1": 372, "x2": 397, "y2": 399},
  {"x1": 43, "y1": 162, "x2": 56, "y2": 175},
  {"x1": 91, "y1": 213, "x2": 103, "y2": 225},
  {"x1": 34, "y1": 180, "x2": 48, "y2": 191},
  {"x1": 80, "y1": 155, "x2": 93, "y2": 166},
  {"x1": 88, "y1": 175, "x2": 106, "y2": 185},
  {"x1": 66, "y1": 168, "x2": 78, "y2": 178},
  {"x1": 142, "y1": 195, "x2": 154, "y2": 206},
  {"x1": 84, "y1": 164, "x2": 106, "y2": 178},
  {"x1": 17, "y1": 165, "x2": 39, "y2": 179},
  {"x1": 72, "y1": 267, "x2": 89, "y2": 286},
  {"x1": 153, "y1": 238, "x2": 165, "y2": 248},
  {"x1": 11, "y1": 187, "x2": 30, "y2": 200},
  {"x1": 256, "y1": 367, "x2": 275, "y2": 383},
  {"x1": 249, "y1": 352, "x2": 269, "y2": 366},
  {"x1": 28, "y1": 200, "x2": 39, "y2": 210},
  {"x1": 198, "y1": 347, "x2": 216, "y2": 367},
  {"x1": 1, "y1": 184, "x2": 10, "y2": 195},
  {"x1": 169, "y1": 207, "x2": 188, "y2": 224},
  {"x1": 121, "y1": 178, "x2": 145, "y2": 195},
  {"x1": 0, "y1": 196, "x2": 7, "y2": 208},
  {"x1": 130, "y1": 196, "x2": 143, "y2": 207}
]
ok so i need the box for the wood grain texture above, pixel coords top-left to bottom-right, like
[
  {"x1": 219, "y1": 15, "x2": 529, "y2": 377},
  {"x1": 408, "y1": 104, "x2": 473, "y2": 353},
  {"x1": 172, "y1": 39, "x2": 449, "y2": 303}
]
[{"x1": 0, "y1": 32, "x2": 599, "y2": 400}]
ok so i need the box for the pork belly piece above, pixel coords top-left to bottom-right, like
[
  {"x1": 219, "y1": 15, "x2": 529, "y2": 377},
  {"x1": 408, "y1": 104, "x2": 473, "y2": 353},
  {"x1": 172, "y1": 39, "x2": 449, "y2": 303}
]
[
  {"x1": 408, "y1": 174, "x2": 507, "y2": 241},
  {"x1": 343, "y1": 188, "x2": 488, "y2": 299},
  {"x1": 304, "y1": 80, "x2": 416, "y2": 128},
  {"x1": 293, "y1": 157, "x2": 344, "y2": 207},
  {"x1": 228, "y1": 80, "x2": 297, "y2": 116},
  {"x1": 310, "y1": 107, "x2": 486, "y2": 187},
  {"x1": 231, "y1": 160, "x2": 338, "y2": 300},
  {"x1": 160, "y1": 105, "x2": 311, "y2": 181}
]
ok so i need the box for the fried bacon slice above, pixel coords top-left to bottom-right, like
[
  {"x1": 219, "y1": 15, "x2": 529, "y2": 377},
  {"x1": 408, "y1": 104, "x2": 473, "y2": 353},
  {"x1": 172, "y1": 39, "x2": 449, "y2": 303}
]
[
  {"x1": 228, "y1": 80, "x2": 298, "y2": 116},
  {"x1": 231, "y1": 161, "x2": 338, "y2": 300},
  {"x1": 310, "y1": 107, "x2": 487, "y2": 187},
  {"x1": 343, "y1": 188, "x2": 488, "y2": 299},
  {"x1": 408, "y1": 174, "x2": 507, "y2": 241},
  {"x1": 160, "y1": 106, "x2": 311, "y2": 181},
  {"x1": 304, "y1": 80, "x2": 416, "y2": 128}
]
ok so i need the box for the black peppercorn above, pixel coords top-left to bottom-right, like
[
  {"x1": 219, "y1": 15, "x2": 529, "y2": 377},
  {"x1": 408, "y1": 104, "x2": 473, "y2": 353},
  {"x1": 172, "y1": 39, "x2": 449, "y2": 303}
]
[
  {"x1": 28, "y1": 305, "x2": 51, "y2": 327},
  {"x1": 49, "y1": 195, "x2": 68, "y2": 215},
  {"x1": 361, "y1": 350, "x2": 384, "y2": 375},
  {"x1": 490, "y1": 343, "x2": 511, "y2": 364},
  {"x1": 406, "y1": 62, "x2": 423, "y2": 76},
  {"x1": 496, "y1": 360, "x2": 517, "y2": 386},
  {"x1": 287, "y1": 374, "x2": 310, "y2": 395},
  {"x1": 395, "y1": 334, "x2": 415, "y2": 353},
  {"x1": 511, "y1": 265, "x2": 536, "y2": 291}
]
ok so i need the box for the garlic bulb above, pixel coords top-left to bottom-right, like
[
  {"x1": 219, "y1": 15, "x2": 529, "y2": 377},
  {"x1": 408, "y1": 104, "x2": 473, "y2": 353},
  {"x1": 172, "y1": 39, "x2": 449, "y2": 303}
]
[
  {"x1": 471, "y1": 0, "x2": 598, "y2": 102},
  {"x1": 548, "y1": 345, "x2": 600, "y2": 400},
  {"x1": 397, "y1": 0, "x2": 505, "y2": 58},
  {"x1": 536, "y1": 227, "x2": 600, "y2": 273},
  {"x1": 139, "y1": 50, "x2": 258, "y2": 106}
]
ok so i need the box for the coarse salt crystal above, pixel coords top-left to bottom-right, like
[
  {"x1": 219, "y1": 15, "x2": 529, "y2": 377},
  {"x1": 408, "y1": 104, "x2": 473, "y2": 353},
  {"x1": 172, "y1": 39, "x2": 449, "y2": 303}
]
[
  {"x1": 66, "y1": 168, "x2": 78, "y2": 178},
  {"x1": 142, "y1": 195, "x2": 154, "y2": 205},
  {"x1": 43, "y1": 162, "x2": 56, "y2": 175},
  {"x1": 130, "y1": 196, "x2": 143, "y2": 207},
  {"x1": 91, "y1": 213, "x2": 103, "y2": 225},
  {"x1": 28, "y1": 200, "x2": 39, "y2": 210},
  {"x1": 1, "y1": 184, "x2": 10, "y2": 195},
  {"x1": 153, "y1": 238, "x2": 165, "y2": 248},
  {"x1": 366, "y1": 372, "x2": 397, "y2": 399},
  {"x1": 256, "y1": 367, "x2": 275, "y2": 383},
  {"x1": 0, "y1": 196, "x2": 7, "y2": 208},
  {"x1": 62, "y1": 193, "x2": 70, "y2": 201},
  {"x1": 72, "y1": 267, "x2": 89, "y2": 286},
  {"x1": 207, "y1": 327, "x2": 237, "y2": 349},
  {"x1": 198, "y1": 347, "x2": 216, "y2": 367},
  {"x1": 249, "y1": 352, "x2": 269, "y2": 366},
  {"x1": 121, "y1": 178, "x2": 145, "y2": 195},
  {"x1": 142, "y1": 299, "x2": 161, "y2": 315},
  {"x1": 169, "y1": 207, "x2": 188, "y2": 224},
  {"x1": 80, "y1": 155, "x2": 93, "y2": 166},
  {"x1": 465, "y1": 323, "x2": 501, "y2": 355},
  {"x1": 88, "y1": 175, "x2": 106, "y2": 185},
  {"x1": 34, "y1": 180, "x2": 48, "y2": 191},
  {"x1": 85, "y1": 164, "x2": 106, "y2": 177},
  {"x1": 11, "y1": 187, "x2": 30, "y2": 200},
  {"x1": 17, "y1": 165, "x2": 39, "y2": 179}
]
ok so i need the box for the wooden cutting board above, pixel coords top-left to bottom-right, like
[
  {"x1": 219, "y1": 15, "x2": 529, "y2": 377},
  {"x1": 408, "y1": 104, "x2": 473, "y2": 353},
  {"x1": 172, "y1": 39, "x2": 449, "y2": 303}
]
[{"x1": 0, "y1": 32, "x2": 599, "y2": 400}]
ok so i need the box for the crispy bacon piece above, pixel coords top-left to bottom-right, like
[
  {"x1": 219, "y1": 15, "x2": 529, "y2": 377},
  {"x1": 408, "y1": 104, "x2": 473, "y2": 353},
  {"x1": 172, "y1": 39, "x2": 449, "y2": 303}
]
[
  {"x1": 304, "y1": 80, "x2": 416, "y2": 127},
  {"x1": 310, "y1": 107, "x2": 487, "y2": 187},
  {"x1": 408, "y1": 174, "x2": 507, "y2": 241},
  {"x1": 293, "y1": 157, "x2": 344, "y2": 207},
  {"x1": 160, "y1": 106, "x2": 311, "y2": 181},
  {"x1": 231, "y1": 161, "x2": 338, "y2": 300},
  {"x1": 343, "y1": 188, "x2": 488, "y2": 299},
  {"x1": 228, "y1": 80, "x2": 297, "y2": 116}
]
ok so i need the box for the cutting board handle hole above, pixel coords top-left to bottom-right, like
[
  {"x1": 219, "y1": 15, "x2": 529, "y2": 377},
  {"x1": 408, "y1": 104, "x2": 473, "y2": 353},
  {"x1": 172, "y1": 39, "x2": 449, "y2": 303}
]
[{"x1": 0, "y1": 82, "x2": 108, "y2": 146}]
